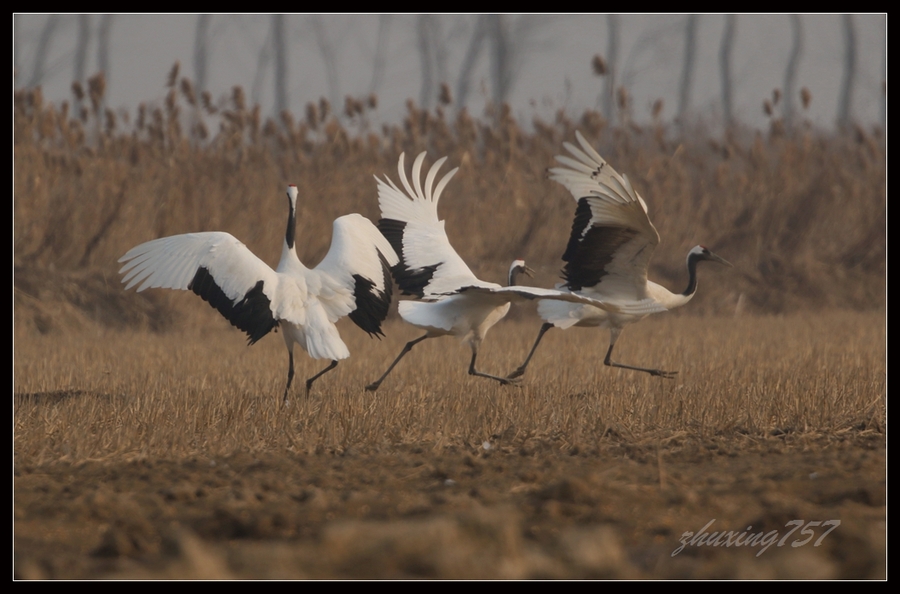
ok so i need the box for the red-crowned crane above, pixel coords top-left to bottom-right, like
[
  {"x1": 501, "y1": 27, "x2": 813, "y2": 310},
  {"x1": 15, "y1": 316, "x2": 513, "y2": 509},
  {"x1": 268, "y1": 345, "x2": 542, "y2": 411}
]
[
  {"x1": 118, "y1": 185, "x2": 398, "y2": 401},
  {"x1": 507, "y1": 131, "x2": 732, "y2": 380},
  {"x1": 365, "y1": 152, "x2": 662, "y2": 391}
]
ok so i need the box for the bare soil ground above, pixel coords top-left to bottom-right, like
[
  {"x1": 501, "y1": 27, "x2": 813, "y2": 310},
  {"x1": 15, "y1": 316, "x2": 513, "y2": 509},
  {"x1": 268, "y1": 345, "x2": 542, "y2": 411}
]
[
  {"x1": 14, "y1": 434, "x2": 885, "y2": 579},
  {"x1": 14, "y1": 311, "x2": 886, "y2": 579}
]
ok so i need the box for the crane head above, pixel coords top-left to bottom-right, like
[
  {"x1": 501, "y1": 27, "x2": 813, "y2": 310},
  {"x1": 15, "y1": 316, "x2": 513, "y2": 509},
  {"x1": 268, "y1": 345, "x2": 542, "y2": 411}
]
[
  {"x1": 286, "y1": 184, "x2": 298, "y2": 208},
  {"x1": 691, "y1": 245, "x2": 733, "y2": 267},
  {"x1": 508, "y1": 259, "x2": 535, "y2": 286}
]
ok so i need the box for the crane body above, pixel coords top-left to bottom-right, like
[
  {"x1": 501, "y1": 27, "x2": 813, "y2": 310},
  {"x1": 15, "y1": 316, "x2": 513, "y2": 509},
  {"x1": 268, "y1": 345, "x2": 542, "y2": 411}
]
[
  {"x1": 508, "y1": 132, "x2": 732, "y2": 380},
  {"x1": 119, "y1": 185, "x2": 398, "y2": 400}
]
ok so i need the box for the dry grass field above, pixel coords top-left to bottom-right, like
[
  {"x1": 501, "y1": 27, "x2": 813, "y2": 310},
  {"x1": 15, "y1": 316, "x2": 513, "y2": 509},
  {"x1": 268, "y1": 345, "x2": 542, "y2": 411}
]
[
  {"x1": 14, "y1": 74, "x2": 885, "y2": 579},
  {"x1": 13, "y1": 312, "x2": 886, "y2": 578}
]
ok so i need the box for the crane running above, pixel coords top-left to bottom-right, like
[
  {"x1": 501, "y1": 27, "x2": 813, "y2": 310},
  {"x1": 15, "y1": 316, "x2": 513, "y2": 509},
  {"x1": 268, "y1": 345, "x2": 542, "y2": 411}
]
[
  {"x1": 507, "y1": 131, "x2": 732, "y2": 380},
  {"x1": 365, "y1": 152, "x2": 662, "y2": 391}
]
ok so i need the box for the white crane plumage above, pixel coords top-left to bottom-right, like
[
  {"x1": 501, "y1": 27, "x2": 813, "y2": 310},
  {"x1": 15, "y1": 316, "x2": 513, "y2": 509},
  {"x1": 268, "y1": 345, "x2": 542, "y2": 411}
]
[
  {"x1": 508, "y1": 131, "x2": 732, "y2": 380},
  {"x1": 118, "y1": 185, "x2": 399, "y2": 400},
  {"x1": 365, "y1": 152, "x2": 662, "y2": 391}
]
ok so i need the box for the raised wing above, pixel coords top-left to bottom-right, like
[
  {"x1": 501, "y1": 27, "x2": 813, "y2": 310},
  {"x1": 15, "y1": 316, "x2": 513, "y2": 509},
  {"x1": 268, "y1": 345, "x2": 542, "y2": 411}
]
[
  {"x1": 550, "y1": 131, "x2": 661, "y2": 300},
  {"x1": 448, "y1": 285, "x2": 667, "y2": 316},
  {"x1": 376, "y1": 152, "x2": 493, "y2": 298},
  {"x1": 118, "y1": 232, "x2": 279, "y2": 344},
  {"x1": 314, "y1": 213, "x2": 399, "y2": 337}
]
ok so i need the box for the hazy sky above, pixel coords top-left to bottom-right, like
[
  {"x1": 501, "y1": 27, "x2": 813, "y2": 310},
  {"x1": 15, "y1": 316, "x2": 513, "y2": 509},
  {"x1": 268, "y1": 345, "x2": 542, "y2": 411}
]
[{"x1": 14, "y1": 14, "x2": 887, "y2": 132}]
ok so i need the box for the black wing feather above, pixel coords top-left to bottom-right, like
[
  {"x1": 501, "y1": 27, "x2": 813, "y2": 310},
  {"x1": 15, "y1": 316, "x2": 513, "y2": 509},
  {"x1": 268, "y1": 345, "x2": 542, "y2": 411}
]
[
  {"x1": 347, "y1": 250, "x2": 394, "y2": 338},
  {"x1": 188, "y1": 266, "x2": 278, "y2": 345},
  {"x1": 561, "y1": 198, "x2": 639, "y2": 291},
  {"x1": 378, "y1": 218, "x2": 440, "y2": 298}
]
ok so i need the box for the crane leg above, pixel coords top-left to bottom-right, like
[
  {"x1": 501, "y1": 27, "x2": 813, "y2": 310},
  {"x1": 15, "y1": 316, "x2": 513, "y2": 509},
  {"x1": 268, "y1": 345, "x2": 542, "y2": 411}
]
[
  {"x1": 507, "y1": 322, "x2": 554, "y2": 379},
  {"x1": 282, "y1": 350, "x2": 295, "y2": 403},
  {"x1": 305, "y1": 360, "x2": 339, "y2": 396},
  {"x1": 366, "y1": 335, "x2": 429, "y2": 391},
  {"x1": 603, "y1": 344, "x2": 677, "y2": 379},
  {"x1": 469, "y1": 352, "x2": 520, "y2": 385}
]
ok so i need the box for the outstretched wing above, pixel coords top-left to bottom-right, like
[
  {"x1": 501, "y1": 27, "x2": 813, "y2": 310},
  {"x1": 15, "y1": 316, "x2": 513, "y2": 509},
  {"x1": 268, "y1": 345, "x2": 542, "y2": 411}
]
[
  {"x1": 448, "y1": 285, "x2": 667, "y2": 316},
  {"x1": 376, "y1": 152, "x2": 494, "y2": 298},
  {"x1": 551, "y1": 131, "x2": 661, "y2": 301},
  {"x1": 118, "y1": 232, "x2": 279, "y2": 344},
  {"x1": 314, "y1": 213, "x2": 399, "y2": 338}
]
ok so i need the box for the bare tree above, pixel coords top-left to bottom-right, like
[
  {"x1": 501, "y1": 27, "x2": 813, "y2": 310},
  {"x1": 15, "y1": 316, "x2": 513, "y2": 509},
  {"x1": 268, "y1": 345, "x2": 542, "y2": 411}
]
[
  {"x1": 249, "y1": 16, "x2": 290, "y2": 116},
  {"x1": 97, "y1": 15, "x2": 113, "y2": 79},
  {"x1": 678, "y1": 14, "x2": 698, "y2": 121},
  {"x1": 719, "y1": 14, "x2": 735, "y2": 127},
  {"x1": 456, "y1": 15, "x2": 486, "y2": 110},
  {"x1": 485, "y1": 15, "x2": 510, "y2": 104},
  {"x1": 433, "y1": 19, "x2": 449, "y2": 91},
  {"x1": 251, "y1": 17, "x2": 271, "y2": 107},
  {"x1": 417, "y1": 15, "x2": 439, "y2": 109},
  {"x1": 603, "y1": 14, "x2": 619, "y2": 123},
  {"x1": 272, "y1": 14, "x2": 288, "y2": 116},
  {"x1": 311, "y1": 15, "x2": 340, "y2": 111},
  {"x1": 74, "y1": 15, "x2": 90, "y2": 84},
  {"x1": 783, "y1": 15, "x2": 802, "y2": 129},
  {"x1": 369, "y1": 15, "x2": 391, "y2": 95},
  {"x1": 838, "y1": 14, "x2": 856, "y2": 128},
  {"x1": 193, "y1": 15, "x2": 211, "y2": 93},
  {"x1": 484, "y1": 15, "x2": 543, "y2": 106},
  {"x1": 28, "y1": 15, "x2": 59, "y2": 87}
]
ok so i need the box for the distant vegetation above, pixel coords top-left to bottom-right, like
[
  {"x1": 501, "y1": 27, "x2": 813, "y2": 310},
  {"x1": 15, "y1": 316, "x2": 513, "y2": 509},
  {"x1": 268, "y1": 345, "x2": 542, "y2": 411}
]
[{"x1": 14, "y1": 70, "x2": 885, "y2": 334}]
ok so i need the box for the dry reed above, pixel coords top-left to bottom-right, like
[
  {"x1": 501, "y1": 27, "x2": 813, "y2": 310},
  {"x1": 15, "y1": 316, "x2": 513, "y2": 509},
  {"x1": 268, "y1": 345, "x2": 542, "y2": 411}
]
[{"x1": 14, "y1": 69, "x2": 885, "y2": 333}]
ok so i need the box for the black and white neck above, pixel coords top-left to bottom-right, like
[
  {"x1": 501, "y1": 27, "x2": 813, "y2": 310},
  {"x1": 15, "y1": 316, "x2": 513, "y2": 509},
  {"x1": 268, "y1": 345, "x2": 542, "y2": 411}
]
[
  {"x1": 681, "y1": 244, "x2": 733, "y2": 297},
  {"x1": 284, "y1": 185, "x2": 298, "y2": 250},
  {"x1": 278, "y1": 185, "x2": 305, "y2": 272}
]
